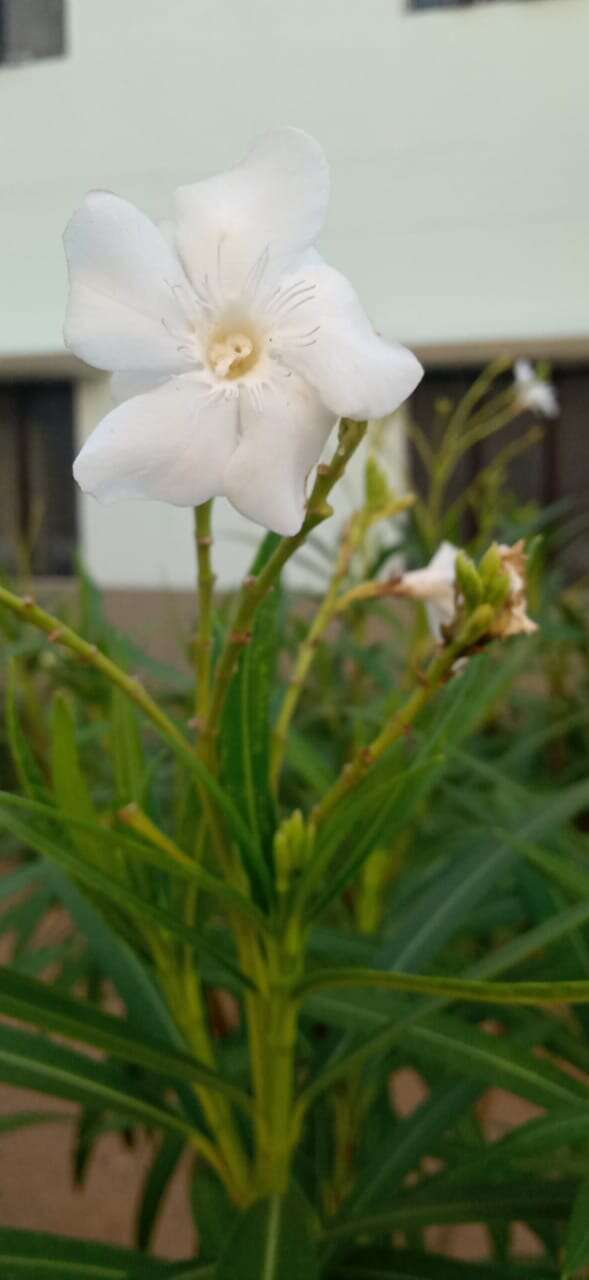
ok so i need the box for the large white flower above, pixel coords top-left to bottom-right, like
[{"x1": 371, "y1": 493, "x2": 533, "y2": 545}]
[
  {"x1": 514, "y1": 359, "x2": 559, "y2": 420},
  {"x1": 64, "y1": 129, "x2": 423, "y2": 536}
]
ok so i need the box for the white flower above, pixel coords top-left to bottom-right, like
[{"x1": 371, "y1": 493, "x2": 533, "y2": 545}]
[
  {"x1": 514, "y1": 359, "x2": 559, "y2": 420},
  {"x1": 390, "y1": 541, "x2": 459, "y2": 641},
  {"x1": 390, "y1": 539, "x2": 537, "y2": 643},
  {"x1": 64, "y1": 129, "x2": 423, "y2": 536}
]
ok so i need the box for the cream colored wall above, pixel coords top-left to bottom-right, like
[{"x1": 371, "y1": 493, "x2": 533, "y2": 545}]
[{"x1": 1, "y1": 0, "x2": 587, "y2": 587}]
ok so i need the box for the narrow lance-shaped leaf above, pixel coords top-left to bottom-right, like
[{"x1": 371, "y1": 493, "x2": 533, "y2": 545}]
[
  {"x1": 221, "y1": 531, "x2": 281, "y2": 898},
  {"x1": 563, "y1": 1176, "x2": 589, "y2": 1279},
  {"x1": 216, "y1": 1189, "x2": 319, "y2": 1280},
  {"x1": 0, "y1": 965, "x2": 251, "y2": 1111}
]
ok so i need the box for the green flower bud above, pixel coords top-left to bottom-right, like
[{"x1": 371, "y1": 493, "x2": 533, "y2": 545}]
[
  {"x1": 455, "y1": 551, "x2": 483, "y2": 610},
  {"x1": 479, "y1": 544, "x2": 504, "y2": 588},
  {"x1": 274, "y1": 809, "x2": 312, "y2": 895},
  {"x1": 364, "y1": 455, "x2": 391, "y2": 512},
  {"x1": 456, "y1": 603, "x2": 495, "y2": 648},
  {"x1": 486, "y1": 570, "x2": 511, "y2": 609}
]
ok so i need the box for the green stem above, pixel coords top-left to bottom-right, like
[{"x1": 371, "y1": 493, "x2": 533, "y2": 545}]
[
  {"x1": 0, "y1": 585, "x2": 186, "y2": 754},
  {"x1": 203, "y1": 419, "x2": 368, "y2": 761},
  {"x1": 194, "y1": 501, "x2": 215, "y2": 724},
  {"x1": 309, "y1": 641, "x2": 461, "y2": 834},
  {"x1": 253, "y1": 930, "x2": 302, "y2": 1195}
]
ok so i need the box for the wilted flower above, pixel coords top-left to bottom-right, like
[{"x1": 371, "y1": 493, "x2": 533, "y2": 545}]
[
  {"x1": 514, "y1": 359, "x2": 559, "y2": 420},
  {"x1": 64, "y1": 129, "x2": 423, "y2": 536},
  {"x1": 390, "y1": 539, "x2": 537, "y2": 644},
  {"x1": 490, "y1": 540, "x2": 538, "y2": 639}
]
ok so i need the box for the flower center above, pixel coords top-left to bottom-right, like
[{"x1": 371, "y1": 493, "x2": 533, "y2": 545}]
[{"x1": 208, "y1": 331, "x2": 258, "y2": 380}]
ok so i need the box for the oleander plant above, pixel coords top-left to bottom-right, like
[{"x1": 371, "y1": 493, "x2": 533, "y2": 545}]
[{"x1": 1, "y1": 129, "x2": 589, "y2": 1279}]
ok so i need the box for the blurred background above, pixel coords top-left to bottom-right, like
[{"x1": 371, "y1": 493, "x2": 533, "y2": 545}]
[{"x1": 0, "y1": 0, "x2": 587, "y2": 602}]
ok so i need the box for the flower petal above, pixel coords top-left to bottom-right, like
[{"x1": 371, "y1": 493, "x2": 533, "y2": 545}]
[
  {"x1": 110, "y1": 372, "x2": 168, "y2": 406},
  {"x1": 173, "y1": 128, "x2": 329, "y2": 301},
  {"x1": 64, "y1": 192, "x2": 198, "y2": 375},
  {"x1": 223, "y1": 372, "x2": 337, "y2": 536},
  {"x1": 272, "y1": 259, "x2": 423, "y2": 420},
  {"x1": 74, "y1": 374, "x2": 239, "y2": 506}
]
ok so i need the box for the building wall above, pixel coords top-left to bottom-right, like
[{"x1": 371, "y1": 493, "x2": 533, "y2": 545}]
[{"x1": 1, "y1": 0, "x2": 587, "y2": 587}]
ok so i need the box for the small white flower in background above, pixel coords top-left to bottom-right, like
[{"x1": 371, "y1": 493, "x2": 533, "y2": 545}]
[
  {"x1": 64, "y1": 129, "x2": 423, "y2": 537},
  {"x1": 513, "y1": 359, "x2": 559, "y2": 420},
  {"x1": 390, "y1": 541, "x2": 458, "y2": 641},
  {"x1": 390, "y1": 539, "x2": 537, "y2": 643}
]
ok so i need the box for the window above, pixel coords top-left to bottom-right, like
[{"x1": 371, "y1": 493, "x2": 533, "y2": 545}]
[
  {"x1": 0, "y1": 0, "x2": 65, "y2": 66},
  {"x1": 410, "y1": 1, "x2": 499, "y2": 9},
  {"x1": 0, "y1": 382, "x2": 76, "y2": 576},
  {"x1": 409, "y1": 365, "x2": 589, "y2": 580}
]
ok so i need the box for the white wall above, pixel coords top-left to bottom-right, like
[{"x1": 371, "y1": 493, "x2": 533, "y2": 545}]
[{"x1": 1, "y1": 0, "x2": 587, "y2": 587}]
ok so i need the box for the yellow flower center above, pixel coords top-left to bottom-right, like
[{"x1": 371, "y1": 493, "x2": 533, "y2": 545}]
[{"x1": 208, "y1": 330, "x2": 258, "y2": 380}]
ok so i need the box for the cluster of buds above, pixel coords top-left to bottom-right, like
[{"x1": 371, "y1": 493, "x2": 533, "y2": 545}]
[{"x1": 390, "y1": 539, "x2": 537, "y2": 652}]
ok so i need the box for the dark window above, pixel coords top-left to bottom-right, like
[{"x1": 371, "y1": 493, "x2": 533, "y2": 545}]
[
  {"x1": 0, "y1": 382, "x2": 76, "y2": 576},
  {"x1": 0, "y1": 0, "x2": 65, "y2": 65},
  {"x1": 411, "y1": 1, "x2": 475, "y2": 8},
  {"x1": 410, "y1": 1, "x2": 505, "y2": 9},
  {"x1": 409, "y1": 365, "x2": 589, "y2": 580}
]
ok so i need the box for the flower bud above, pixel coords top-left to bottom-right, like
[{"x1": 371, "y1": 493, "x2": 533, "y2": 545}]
[
  {"x1": 455, "y1": 551, "x2": 483, "y2": 610},
  {"x1": 274, "y1": 809, "x2": 312, "y2": 895},
  {"x1": 364, "y1": 454, "x2": 392, "y2": 513},
  {"x1": 456, "y1": 603, "x2": 495, "y2": 648}
]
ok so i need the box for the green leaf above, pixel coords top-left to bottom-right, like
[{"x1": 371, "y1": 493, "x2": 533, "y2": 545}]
[
  {"x1": 4, "y1": 659, "x2": 47, "y2": 801},
  {"x1": 43, "y1": 871, "x2": 208, "y2": 1134},
  {"x1": 191, "y1": 1160, "x2": 236, "y2": 1261},
  {"x1": 322, "y1": 1180, "x2": 576, "y2": 1245},
  {"x1": 51, "y1": 691, "x2": 101, "y2": 861},
  {"x1": 343, "y1": 1082, "x2": 478, "y2": 1216},
  {"x1": 0, "y1": 1109, "x2": 71, "y2": 1134},
  {"x1": 0, "y1": 793, "x2": 252, "y2": 990},
  {"x1": 296, "y1": 966, "x2": 589, "y2": 1007},
  {"x1": 0, "y1": 965, "x2": 251, "y2": 1111},
  {"x1": 563, "y1": 1175, "x2": 589, "y2": 1278},
  {"x1": 0, "y1": 789, "x2": 266, "y2": 930},
  {"x1": 0, "y1": 1226, "x2": 181, "y2": 1277},
  {"x1": 137, "y1": 1133, "x2": 185, "y2": 1251},
  {"x1": 379, "y1": 775, "x2": 589, "y2": 975},
  {"x1": 0, "y1": 1023, "x2": 202, "y2": 1142},
  {"x1": 221, "y1": 532, "x2": 281, "y2": 898},
  {"x1": 406, "y1": 1014, "x2": 589, "y2": 1111},
  {"x1": 111, "y1": 688, "x2": 146, "y2": 804},
  {"x1": 216, "y1": 1189, "x2": 319, "y2": 1280},
  {"x1": 329, "y1": 1249, "x2": 558, "y2": 1279}
]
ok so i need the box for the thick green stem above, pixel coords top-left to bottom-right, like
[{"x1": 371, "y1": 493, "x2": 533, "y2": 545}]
[
  {"x1": 203, "y1": 420, "x2": 368, "y2": 761},
  {"x1": 253, "y1": 928, "x2": 303, "y2": 1196}
]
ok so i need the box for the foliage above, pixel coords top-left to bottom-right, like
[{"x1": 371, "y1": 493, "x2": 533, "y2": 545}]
[{"x1": 1, "y1": 375, "x2": 589, "y2": 1276}]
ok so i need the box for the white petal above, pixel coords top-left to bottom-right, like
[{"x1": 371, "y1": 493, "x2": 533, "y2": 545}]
[
  {"x1": 173, "y1": 128, "x2": 329, "y2": 301},
  {"x1": 74, "y1": 374, "x2": 239, "y2": 506},
  {"x1": 223, "y1": 372, "x2": 337, "y2": 536},
  {"x1": 64, "y1": 192, "x2": 198, "y2": 375},
  {"x1": 429, "y1": 541, "x2": 459, "y2": 579},
  {"x1": 272, "y1": 259, "x2": 423, "y2": 421},
  {"x1": 110, "y1": 371, "x2": 168, "y2": 406}
]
